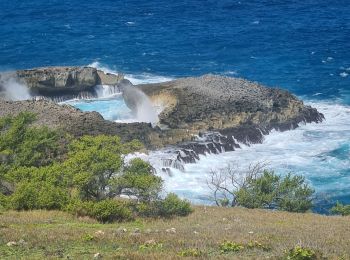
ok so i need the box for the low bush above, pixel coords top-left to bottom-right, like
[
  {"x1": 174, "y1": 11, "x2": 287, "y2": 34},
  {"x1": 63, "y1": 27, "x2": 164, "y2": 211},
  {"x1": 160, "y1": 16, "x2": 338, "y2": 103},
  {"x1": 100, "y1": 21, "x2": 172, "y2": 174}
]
[
  {"x1": 66, "y1": 199, "x2": 133, "y2": 222},
  {"x1": 157, "y1": 193, "x2": 193, "y2": 217},
  {"x1": 219, "y1": 241, "x2": 244, "y2": 253},
  {"x1": 11, "y1": 182, "x2": 69, "y2": 210},
  {"x1": 0, "y1": 193, "x2": 9, "y2": 211},
  {"x1": 285, "y1": 246, "x2": 317, "y2": 260},
  {"x1": 330, "y1": 202, "x2": 350, "y2": 216},
  {"x1": 92, "y1": 199, "x2": 133, "y2": 223}
]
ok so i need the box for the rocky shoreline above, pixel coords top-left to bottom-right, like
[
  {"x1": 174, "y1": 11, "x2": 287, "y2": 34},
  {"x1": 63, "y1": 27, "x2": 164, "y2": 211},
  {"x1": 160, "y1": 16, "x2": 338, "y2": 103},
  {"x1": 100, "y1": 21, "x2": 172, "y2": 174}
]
[{"x1": 0, "y1": 66, "x2": 324, "y2": 170}]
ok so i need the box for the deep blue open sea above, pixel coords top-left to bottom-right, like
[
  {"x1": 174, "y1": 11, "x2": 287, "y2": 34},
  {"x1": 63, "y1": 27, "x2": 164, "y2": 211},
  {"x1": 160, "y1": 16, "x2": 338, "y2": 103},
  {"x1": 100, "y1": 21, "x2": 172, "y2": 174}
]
[{"x1": 1, "y1": 0, "x2": 349, "y2": 211}]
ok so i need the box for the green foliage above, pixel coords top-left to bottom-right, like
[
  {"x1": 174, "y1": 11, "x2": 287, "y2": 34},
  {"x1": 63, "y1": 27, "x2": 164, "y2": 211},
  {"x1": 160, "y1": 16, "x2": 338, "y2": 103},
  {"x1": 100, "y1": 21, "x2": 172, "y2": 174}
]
[
  {"x1": 65, "y1": 200, "x2": 95, "y2": 217},
  {"x1": 0, "y1": 112, "x2": 61, "y2": 170},
  {"x1": 157, "y1": 193, "x2": 193, "y2": 217},
  {"x1": 0, "y1": 114, "x2": 193, "y2": 222},
  {"x1": 81, "y1": 234, "x2": 95, "y2": 242},
  {"x1": 113, "y1": 158, "x2": 163, "y2": 202},
  {"x1": 277, "y1": 174, "x2": 314, "y2": 212},
  {"x1": 219, "y1": 198, "x2": 230, "y2": 207},
  {"x1": 92, "y1": 199, "x2": 133, "y2": 223},
  {"x1": 64, "y1": 135, "x2": 144, "y2": 200},
  {"x1": 219, "y1": 241, "x2": 244, "y2": 253},
  {"x1": 66, "y1": 199, "x2": 133, "y2": 223},
  {"x1": 177, "y1": 248, "x2": 202, "y2": 257},
  {"x1": 330, "y1": 202, "x2": 350, "y2": 216},
  {"x1": 235, "y1": 170, "x2": 280, "y2": 209},
  {"x1": 235, "y1": 171, "x2": 314, "y2": 212},
  {"x1": 285, "y1": 246, "x2": 317, "y2": 260},
  {"x1": 11, "y1": 182, "x2": 69, "y2": 210},
  {"x1": 0, "y1": 193, "x2": 9, "y2": 211}
]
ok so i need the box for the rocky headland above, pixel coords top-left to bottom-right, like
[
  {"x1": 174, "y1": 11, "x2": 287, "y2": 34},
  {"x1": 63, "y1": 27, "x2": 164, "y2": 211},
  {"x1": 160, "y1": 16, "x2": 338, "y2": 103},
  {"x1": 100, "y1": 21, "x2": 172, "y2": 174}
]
[
  {"x1": 0, "y1": 67, "x2": 324, "y2": 168},
  {"x1": 0, "y1": 66, "x2": 123, "y2": 100}
]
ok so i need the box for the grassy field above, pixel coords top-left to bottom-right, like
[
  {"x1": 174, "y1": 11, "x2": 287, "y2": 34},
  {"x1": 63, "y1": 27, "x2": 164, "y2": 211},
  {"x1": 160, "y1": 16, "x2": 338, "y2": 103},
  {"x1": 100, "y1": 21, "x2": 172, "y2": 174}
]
[{"x1": 0, "y1": 206, "x2": 349, "y2": 259}]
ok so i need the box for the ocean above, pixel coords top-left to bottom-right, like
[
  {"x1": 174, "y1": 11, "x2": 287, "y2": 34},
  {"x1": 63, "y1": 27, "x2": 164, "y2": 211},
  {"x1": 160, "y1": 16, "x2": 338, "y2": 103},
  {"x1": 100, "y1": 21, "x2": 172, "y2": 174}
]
[{"x1": 1, "y1": 0, "x2": 349, "y2": 211}]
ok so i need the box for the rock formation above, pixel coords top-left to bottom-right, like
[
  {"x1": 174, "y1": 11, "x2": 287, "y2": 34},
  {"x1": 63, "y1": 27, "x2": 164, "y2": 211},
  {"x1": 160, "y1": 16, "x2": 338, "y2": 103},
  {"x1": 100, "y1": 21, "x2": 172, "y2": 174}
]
[
  {"x1": 0, "y1": 66, "x2": 123, "y2": 100},
  {"x1": 0, "y1": 68, "x2": 325, "y2": 168},
  {"x1": 137, "y1": 74, "x2": 324, "y2": 164}
]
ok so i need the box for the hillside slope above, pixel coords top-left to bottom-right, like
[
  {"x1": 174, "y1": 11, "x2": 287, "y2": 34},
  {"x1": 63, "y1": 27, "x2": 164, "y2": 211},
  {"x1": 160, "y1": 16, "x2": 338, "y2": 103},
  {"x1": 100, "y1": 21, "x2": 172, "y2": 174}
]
[{"x1": 0, "y1": 206, "x2": 349, "y2": 259}]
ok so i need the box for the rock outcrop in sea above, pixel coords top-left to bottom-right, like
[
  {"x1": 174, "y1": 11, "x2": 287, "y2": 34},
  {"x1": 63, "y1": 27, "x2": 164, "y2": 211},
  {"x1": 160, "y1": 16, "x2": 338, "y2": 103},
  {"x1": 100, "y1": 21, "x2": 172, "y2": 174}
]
[
  {"x1": 0, "y1": 66, "x2": 123, "y2": 100},
  {"x1": 0, "y1": 67, "x2": 324, "y2": 169}
]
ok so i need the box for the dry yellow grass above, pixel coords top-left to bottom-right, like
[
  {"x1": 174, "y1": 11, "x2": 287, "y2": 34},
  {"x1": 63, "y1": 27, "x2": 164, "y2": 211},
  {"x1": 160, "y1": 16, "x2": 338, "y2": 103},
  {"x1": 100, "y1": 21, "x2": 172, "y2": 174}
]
[{"x1": 0, "y1": 206, "x2": 349, "y2": 259}]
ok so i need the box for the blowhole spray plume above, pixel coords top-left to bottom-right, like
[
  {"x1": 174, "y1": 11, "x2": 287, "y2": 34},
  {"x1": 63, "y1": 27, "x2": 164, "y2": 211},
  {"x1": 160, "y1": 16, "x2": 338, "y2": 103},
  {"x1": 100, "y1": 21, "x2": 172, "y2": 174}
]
[{"x1": 118, "y1": 79, "x2": 159, "y2": 126}]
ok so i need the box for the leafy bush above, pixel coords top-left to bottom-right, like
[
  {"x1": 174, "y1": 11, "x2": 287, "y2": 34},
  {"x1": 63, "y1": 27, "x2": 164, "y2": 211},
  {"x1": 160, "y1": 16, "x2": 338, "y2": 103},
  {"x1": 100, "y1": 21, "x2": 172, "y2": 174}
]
[
  {"x1": 285, "y1": 246, "x2": 317, "y2": 260},
  {"x1": 157, "y1": 193, "x2": 193, "y2": 217},
  {"x1": 235, "y1": 171, "x2": 314, "y2": 212},
  {"x1": 65, "y1": 200, "x2": 95, "y2": 217},
  {"x1": 330, "y1": 202, "x2": 350, "y2": 216},
  {"x1": 277, "y1": 174, "x2": 314, "y2": 212},
  {"x1": 64, "y1": 135, "x2": 145, "y2": 201},
  {"x1": 0, "y1": 112, "x2": 62, "y2": 170},
  {"x1": 0, "y1": 193, "x2": 9, "y2": 211},
  {"x1": 92, "y1": 199, "x2": 133, "y2": 223},
  {"x1": 66, "y1": 199, "x2": 133, "y2": 223},
  {"x1": 113, "y1": 158, "x2": 163, "y2": 202},
  {"x1": 219, "y1": 241, "x2": 244, "y2": 253},
  {"x1": 11, "y1": 182, "x2": 69, "y2": 210}
]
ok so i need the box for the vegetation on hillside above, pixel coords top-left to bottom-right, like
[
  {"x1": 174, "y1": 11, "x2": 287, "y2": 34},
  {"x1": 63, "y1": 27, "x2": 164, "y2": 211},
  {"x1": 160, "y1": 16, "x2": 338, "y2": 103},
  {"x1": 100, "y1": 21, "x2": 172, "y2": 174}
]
[
  {"x1": 0, "y1": 112, "x2": 192, "y2": 221},
  {"x1": 207, "y1": 163, "x2": 315, "y2": 213},
  {"x1": 1, "y1": 207, "x2": 349, "y2": 259}
]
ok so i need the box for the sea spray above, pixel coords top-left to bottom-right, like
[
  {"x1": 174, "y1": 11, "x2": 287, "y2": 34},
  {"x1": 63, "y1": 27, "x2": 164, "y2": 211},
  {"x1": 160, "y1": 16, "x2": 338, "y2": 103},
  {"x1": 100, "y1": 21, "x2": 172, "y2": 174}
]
[
  {"x1": 118, "y1": 79, "x2": 159, "y2": 125},
  {"x1": 0, "y1": 74, "x2": 31, "y2": 101}
]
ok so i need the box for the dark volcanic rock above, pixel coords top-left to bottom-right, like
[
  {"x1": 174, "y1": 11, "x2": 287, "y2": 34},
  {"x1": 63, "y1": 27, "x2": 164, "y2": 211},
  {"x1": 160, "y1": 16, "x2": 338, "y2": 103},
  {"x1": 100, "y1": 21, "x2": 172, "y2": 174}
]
[{"x1": 138, "y1": 74, "x2": 324, "y2": 164}]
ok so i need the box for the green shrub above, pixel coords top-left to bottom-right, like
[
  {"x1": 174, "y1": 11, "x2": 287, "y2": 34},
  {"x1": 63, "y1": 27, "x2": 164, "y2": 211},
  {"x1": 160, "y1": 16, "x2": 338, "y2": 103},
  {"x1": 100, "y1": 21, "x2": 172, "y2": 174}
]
[
  {"x1": 134, "y1": 202, "x2": 158, "y2": 217},
  {"x1": 0, "y1": 193, "x2": 9, "y2": 211},
  {"x1": 157, "y1": 193, "x2": 193, "y2": 217},
  {"x1": 219, "y1": 241, "x2": 244, "y2": 253},
  {"x1": 92, "y1": 199, "x2": 133, "y2": 223},
  {"x1": 113, "y1": 158, "x2": 163, "y2": 202},
  {"x1": 177, "y1": 248, "x2": 202, "y2": 257},
  {"x1": 235, "y1": 171, "x2": 314, "y2": 212},
  {"x1": 81, "y1": 234, "x2": 95, "y2": 242},
  {"x1": 65, "y1": 200, "x2": 95, "y2": 217},
  {"x1": 285, "y1": 246, "x2": 317, "y2": 260},
  {"x1": 66, "y1": 199, "x2": 133, "y2": 223},
  {"x1": 10, "y1": 182, "x2": 40, "y2": 210},
  {"x1": 10, "y1": 182, "x2": 69, "y2": 210},
  {"x1": 330, "y1": 202, "x2": 350, "y2": 216}
]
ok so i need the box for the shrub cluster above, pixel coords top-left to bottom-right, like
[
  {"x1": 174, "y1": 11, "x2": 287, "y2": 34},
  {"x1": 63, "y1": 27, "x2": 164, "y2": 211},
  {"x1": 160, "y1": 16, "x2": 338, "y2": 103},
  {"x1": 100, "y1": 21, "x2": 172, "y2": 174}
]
[
  {"x1": 235, "y1": 171, "x2": 315, "y2": 213},
  {"x1": 0, "y1": 113, "x2": 193, "y2": 222}
]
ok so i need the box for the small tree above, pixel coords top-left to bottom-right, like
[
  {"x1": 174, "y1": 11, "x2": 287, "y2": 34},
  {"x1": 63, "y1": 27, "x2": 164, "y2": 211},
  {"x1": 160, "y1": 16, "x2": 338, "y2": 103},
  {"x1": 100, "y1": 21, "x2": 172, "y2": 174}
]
[
  {"x1": 207, "y1": 163, "x2": 315, "y2": 212},
  {"x1": 331, "y1": 202, "x2": 350, "y2": 216},
  {"x1": 112, "y1": 158, "x2": 163, "y2": 202},
  {"x1": 64, "y1": 135, "x2": 144, "y2": 200},
  {"x1": 207, "y1": 162, "x2": 267, "y2": 207}
]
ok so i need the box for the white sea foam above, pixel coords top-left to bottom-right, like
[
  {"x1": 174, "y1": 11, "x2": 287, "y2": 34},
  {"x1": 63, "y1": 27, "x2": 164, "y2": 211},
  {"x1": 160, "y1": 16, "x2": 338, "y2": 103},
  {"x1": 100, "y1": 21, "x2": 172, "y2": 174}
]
[
  {"x1": 140, "y1": 101, "x2": 350, "y2": 204},
  {"x1": 88, "y1": 61, "x2": 173, "y2": 85}
]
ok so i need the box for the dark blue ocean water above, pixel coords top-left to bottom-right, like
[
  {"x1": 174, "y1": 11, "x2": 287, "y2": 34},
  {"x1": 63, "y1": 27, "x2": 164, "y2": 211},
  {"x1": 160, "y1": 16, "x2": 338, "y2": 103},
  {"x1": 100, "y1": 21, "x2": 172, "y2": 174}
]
[
  {"x1": 1, "y1": 0, "x2": 349, "y2": 100},
  {"x1": 1, "y1": 0, "x2": 350, "y2": 211}
]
